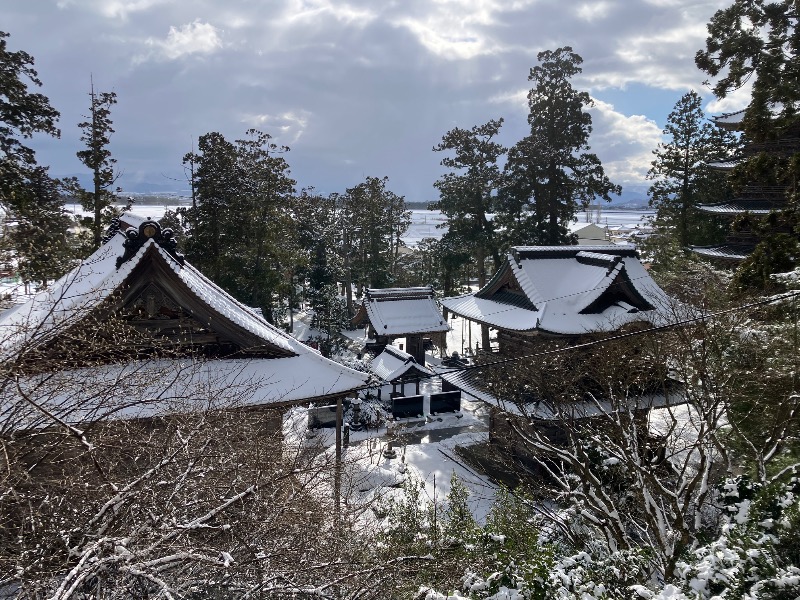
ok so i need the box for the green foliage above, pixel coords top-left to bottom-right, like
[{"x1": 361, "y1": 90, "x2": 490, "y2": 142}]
[
  {"x1": 0, "y1": 30, "x2": 60, "y2": 202},
  {"x1": 696, "y1": 0, "x2": 800, "y2": 129},
  {"x1": 499, "y1": 47, "x2": 620, "y2": 246},
  {"x1": 432, "y1": 119, "x2": 505, "y2": 288},
  {"x1": 339, "y1": 175, "x2": 410, "y2": 292},
  {"x1": 647, "y1": 91, "x2": 738, "y2": 250},
  {"x1": 733, "y1": 233, "x2": 800, "y2": 290},
  {"x1": 181, "y1": 129, "x2": 300, "y2": 323},
  {"x1": 76, "y1": 83, "x2": 118, "y2": 250},
  {"x1": 664, "y1": 476, "x2": 800, "y2": 599},
  {"x1": 9, "y1": 168, "x2": 77, "y2": 288}
]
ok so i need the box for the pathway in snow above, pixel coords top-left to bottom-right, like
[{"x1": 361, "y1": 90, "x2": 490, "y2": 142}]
[{"x1": 288, "y1": 307, "x2": 498, "y2": 521}]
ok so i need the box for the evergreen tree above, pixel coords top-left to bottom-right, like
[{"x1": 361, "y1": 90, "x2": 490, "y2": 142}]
[
  {"x1": 11, "y1": 167, "x2": 76, "y2": 289},
  {"x1": 0, "y1": 30, "x2": 60, "y2": 203},
  {"x1": 500, "y1": 47, "x2": 620, "y2": 245},
  {"x1": 340, "y1": 176, "x2": 410, "y2": 295},
  {"x1": 233, "y1": 129, "x2": 298, "y2": 313},
  {"x1": 432, "y1": 119, "x2": 505, "y2": 289},
  {"x1": 182, "y1": 131, "x2": 239, "y2": 282},
  {"x1": 183, "y1": 130, "x2": 300, "y2": 322},
  {"x1": 647, "y1": 91, "x2": 737, "y2": 250},
  {"x1": 76, "y1": 81, "x2": 119, "y2": 250},
  {"x1": 696, "y1": 0, "x2": 800, "y2": 284}
]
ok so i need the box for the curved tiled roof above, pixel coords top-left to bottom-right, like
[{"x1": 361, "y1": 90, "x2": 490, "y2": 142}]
[
  {"x1": 360, "y1": 286, "x2": 449, "y2": 336},
  {"x1": 441, "y1": 245, "x2": 677, "y2": 335},
  {"x1": 0, "y1": 228, "x2": 371, "y2": 409},
  {"x1": 369, "y1": 345, "x2": 431, "y2": 382}
]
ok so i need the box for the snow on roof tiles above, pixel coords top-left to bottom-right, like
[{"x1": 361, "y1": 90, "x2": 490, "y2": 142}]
[
  {"x1": 441, "y1": 245, "x2": 676, "y2": 335},
  {"x1": 369, "y1": 345, "x2": 432, "y2": 382},
  {"x1": 0, "y1": 229, "x2": 372, "y2": 407},
  {"x1": 5, "y1": 356, "x2": 370, "y2": 426},
  {"x1": 697, "y1": 201, "x2": 774, "y2": 215},
  {"x1": 438, "y1": 368, "x2": 682, "y2": 419},
  {"x1": 690, "y1": 245, "x2": 751, "y2": 260},
  {"x1": 362, "y1": 286, "x2": 449, "y2": 336}
]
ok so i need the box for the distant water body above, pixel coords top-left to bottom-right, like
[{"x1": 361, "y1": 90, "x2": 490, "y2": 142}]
[
  {"x1": 66, "y1": 204, "x2": 653, "y2": 247},
  {"x1": 403, "y1": 209, "x2": 655, "y2": 246}
]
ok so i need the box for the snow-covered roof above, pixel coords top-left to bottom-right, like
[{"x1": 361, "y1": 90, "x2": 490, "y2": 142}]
[
  {"x1": 0, "y1": 231, "x2": 294, "y2": 357},
  {"x1": 0, "y1": 221, "x2": 371, "y2": 410},
  {"x1": 697, "y1": 200, "x2": 778, "y2": 215},
  {"x1": 440, "y1": 245, "x2": 677, "y2": 335},
  {"x1": 369, "y1": 345, "x2": 432, "y2": 382},
  {"x1": 355, "y1": 286, "x2": 449, "y2": 336},
  {"x1": 566, "y1": 222, "x2": 608, "y2": 242},
  {"x1": 713, "y1": 109, "x2": 746, "y2": 130},
  {"x1": 707, "y1": 158, "x2": 741, "y2": 170},
  {"x1": 690, "y1": 245, "x2": 751, "y2": 261},
  {"x1": 439, "y1": 367, "x2": 684, "y2": 419},
  {"x1": 4, "y1": 356, "x2": 370, "y2": 427}
]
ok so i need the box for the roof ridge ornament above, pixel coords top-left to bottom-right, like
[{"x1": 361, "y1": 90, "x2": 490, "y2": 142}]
[{"x1": 115, "y1": 219, "x2": 185, "y2": 269}]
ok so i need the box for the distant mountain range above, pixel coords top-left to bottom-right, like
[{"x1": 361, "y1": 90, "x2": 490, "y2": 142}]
[{"x1": 66, "y1": 173, "x2": 650, "y2": 209}]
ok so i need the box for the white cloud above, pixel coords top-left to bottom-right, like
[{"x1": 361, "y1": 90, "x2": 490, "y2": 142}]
[
  {"x1": 576, "y1": 2, "x2": 612, "y2": 21},
  {"x1": 57, "y1": 0, "x2": 167, "y2": 20},
  {"x1": 281, "y1": 0, "x2": 377, "y2": 26},
  {"x1": 705, "y1": 82, "x2": 752, "y2": 115},
  {"x1": 391, "y1": 0, "x2": 529, "y2": 60},
  {"x1": 588, "y1": 98, "x2": 663, "y2": 184},
  {"x1": 240, "y1": 111, "x2": 311, "y2": 145},
  {"x1": 141, "y1": 20, "x2": 223, "y2": 61}
]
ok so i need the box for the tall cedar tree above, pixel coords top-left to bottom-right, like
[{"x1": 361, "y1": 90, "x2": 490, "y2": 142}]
[
  {"x1": 647, "y1": 90, "x2": 737, "y2": 248},
  {"x1": 696, "y1": 0, "x2": 800, "y2": 284},
  {"x1": 500, "y1": 47, "x2": 620, "y2": 245},
  {"x1": 432, "y1": 119, "x2": 505, "y2": 288},
  {"x1": 182, "y1": 131, "x2": 239, "y2": 282},
  {"x1": 294, "y1": 190, "x2": 346, "y2": 333},
  {"x1": 234, "y1": 129, "x2": 298, "y2": 313},
  {"x1": 433, "y1": 119, "x2": 505, "y2": 351},
  {"x1": 182, "y1": 130, "x2": 299, "y2": 321},
  {"x1": 76, "y1": 82, "x2": 118, "y2": 250},
  {"x1": 339, "y1": 176, "x2": 410, "y2": 300},
  {"x1": 0, "y1": 31, "x2": 60, "y2": 201}
]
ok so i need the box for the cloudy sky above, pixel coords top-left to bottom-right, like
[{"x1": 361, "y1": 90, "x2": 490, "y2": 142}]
[{"x1": 5, "y1": 0, "x2": 749, "y2": 202}]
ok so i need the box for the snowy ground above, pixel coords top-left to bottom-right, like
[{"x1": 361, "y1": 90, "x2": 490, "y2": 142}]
[{"x1": 287, "y1": 307, "x2": 498, "y2": 522}]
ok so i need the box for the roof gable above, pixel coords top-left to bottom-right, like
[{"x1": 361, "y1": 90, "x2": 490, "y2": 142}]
[
  {"x1": 355, "y1": 286, "x2": 449, "y2": 336},
  {"x1": 369, "y1": 345, "x2": 432, "y2": 382},
  {"x1": 441, "y1": 245, "x2": 677, "y2": 335}
]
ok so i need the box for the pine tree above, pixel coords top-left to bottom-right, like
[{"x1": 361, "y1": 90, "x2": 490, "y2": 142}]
[
  {"x1": 500, "y1": 47, "x2": 620, "y2": 245},
  {"x1": 76, "y1": 81, "x2": 119, "y2": 250},
  {"x1": 0, "y1": 30, "x2": 60, "y2": 204},
  {"x1": 647, "y1": 91, "x2": 737, "y2": 249},
  {"x1": 183, "y1": 130, "x2": 300, "y2": 322},
  {"x1": 340, "y1": 176, "x2": 410, "y2": 294}
]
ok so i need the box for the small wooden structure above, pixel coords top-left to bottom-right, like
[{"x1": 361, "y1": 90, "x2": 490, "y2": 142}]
[
  {"x1": 352, "y1": 286, "x2": 449, "y2": 364},
  {"x1": 369, "y1": 345, "x2": 432, "y2": 399}
]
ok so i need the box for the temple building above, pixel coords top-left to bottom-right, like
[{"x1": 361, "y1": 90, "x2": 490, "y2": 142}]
[
  {"x1": 692, "y1": 109, "x2": 799, "y2": 262},
  {"x1": 440, "y1": 245, "x2": 675, "y2": 353},
  {"x1": 351, "y1": 286, "x2": 449, "y2": 364},
  {"x1": 438, "y1": 245, "x2": 683, "y2": 472},
  {"x1": 0, "y1": 218, "x2": 371, "y2": 427}
]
